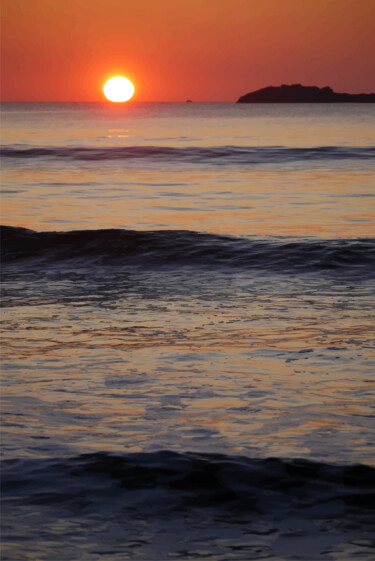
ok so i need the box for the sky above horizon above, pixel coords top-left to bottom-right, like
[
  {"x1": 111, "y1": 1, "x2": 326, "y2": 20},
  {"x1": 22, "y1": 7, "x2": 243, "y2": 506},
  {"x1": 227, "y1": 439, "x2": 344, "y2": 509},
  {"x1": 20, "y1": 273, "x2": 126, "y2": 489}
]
[{"x1": 1, "y1": 0, "x2": 375, "y2": 102}]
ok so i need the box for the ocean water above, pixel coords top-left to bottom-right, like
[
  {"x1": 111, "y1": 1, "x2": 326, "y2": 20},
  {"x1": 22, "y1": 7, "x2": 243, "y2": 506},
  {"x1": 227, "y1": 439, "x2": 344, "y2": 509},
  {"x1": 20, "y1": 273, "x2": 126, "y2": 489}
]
[{"x1": 1, "y1": 102, "x2": 375, "y2": 560}]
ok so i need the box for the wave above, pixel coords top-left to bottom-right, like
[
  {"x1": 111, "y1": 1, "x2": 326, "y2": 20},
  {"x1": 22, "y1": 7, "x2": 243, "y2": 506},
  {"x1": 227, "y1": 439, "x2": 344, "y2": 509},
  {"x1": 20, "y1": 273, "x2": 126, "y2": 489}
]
[
  {"x1": 2, "y1": 450, "x2": 374, "y2": 516},
  {"x1": 2, "y1": 144, "x2": 375, "y2": 165},
  {"x1": 3, "y1": 451, "x2": 374, "y2": 560},
  {"x1": 2, "y1": 226, "x2": 375, "y2": 276}
]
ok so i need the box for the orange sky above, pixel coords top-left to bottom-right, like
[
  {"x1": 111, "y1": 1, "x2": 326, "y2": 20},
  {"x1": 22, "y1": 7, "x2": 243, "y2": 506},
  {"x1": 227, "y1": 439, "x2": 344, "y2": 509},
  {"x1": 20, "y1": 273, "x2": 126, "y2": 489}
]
[{"x1": 1, "y1": 0, "x2": 375, "y2": 101}]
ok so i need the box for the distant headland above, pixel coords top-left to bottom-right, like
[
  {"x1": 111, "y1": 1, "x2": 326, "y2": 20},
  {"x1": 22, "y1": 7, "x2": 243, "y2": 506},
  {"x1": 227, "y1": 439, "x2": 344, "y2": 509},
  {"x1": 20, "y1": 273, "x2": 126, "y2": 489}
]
[{"x1": 237, "y1": 84, "x2": 375, "y2": 103}]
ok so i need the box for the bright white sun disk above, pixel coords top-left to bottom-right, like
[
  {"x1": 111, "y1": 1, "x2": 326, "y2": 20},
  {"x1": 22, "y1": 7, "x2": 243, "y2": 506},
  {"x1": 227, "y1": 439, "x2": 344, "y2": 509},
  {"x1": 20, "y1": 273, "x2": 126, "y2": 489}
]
[{"x1": 103, "y1": 77, "x2": 134, "y2": 102}]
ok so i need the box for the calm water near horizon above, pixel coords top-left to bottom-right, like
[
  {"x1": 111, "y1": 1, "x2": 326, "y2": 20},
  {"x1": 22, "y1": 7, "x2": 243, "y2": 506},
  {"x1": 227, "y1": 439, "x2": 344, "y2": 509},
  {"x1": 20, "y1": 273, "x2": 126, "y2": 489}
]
[
  {"x1": 1, "y1": 102, "x2": 375, "y2": 560},
  {"x1": 2, "y1": 102, "x2": 375, "y2": 237}
]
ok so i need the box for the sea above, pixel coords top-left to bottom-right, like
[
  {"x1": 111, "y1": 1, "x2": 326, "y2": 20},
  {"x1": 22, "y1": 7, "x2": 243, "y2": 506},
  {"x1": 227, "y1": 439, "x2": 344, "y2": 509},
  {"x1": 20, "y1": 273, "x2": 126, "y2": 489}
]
[{"x1": 1, "y1": 102, "x2": 375, "y2": 560}]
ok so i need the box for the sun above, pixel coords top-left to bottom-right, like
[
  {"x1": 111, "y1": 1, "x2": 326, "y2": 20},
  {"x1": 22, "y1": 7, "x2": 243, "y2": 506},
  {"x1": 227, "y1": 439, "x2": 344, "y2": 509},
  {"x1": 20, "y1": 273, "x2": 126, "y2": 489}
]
[{"x1": 103, "y1": 76, "x2": 135, "y2": 102}]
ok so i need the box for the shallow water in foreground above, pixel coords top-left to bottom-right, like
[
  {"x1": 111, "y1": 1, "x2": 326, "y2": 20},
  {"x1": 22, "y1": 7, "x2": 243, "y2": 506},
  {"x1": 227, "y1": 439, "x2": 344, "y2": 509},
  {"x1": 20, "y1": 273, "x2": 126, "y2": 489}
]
[
  {"x1": 2, "y1": 226, "x2": 375, "y2": 560},
  {"x1": 2, "y1": 451, "x2": 375, "y2": 560}
]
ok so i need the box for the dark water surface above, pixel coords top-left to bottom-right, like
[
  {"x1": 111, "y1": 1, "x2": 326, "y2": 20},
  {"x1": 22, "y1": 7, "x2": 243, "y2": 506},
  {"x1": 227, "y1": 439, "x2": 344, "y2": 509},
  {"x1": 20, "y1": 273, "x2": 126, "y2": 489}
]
[
  {"x1": 2, "y1": 451, "x2": 374, "y2": 560},
  {"x1": 1, "y1": 103, "x2": 375, "y2": 559}
]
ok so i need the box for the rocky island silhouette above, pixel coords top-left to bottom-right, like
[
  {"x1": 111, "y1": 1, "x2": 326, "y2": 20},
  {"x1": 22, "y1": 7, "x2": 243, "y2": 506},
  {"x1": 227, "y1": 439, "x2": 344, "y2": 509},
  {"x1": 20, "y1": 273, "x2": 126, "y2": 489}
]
[{"x1": 237, "y1": 84, "x2": 375, "y2": 103}]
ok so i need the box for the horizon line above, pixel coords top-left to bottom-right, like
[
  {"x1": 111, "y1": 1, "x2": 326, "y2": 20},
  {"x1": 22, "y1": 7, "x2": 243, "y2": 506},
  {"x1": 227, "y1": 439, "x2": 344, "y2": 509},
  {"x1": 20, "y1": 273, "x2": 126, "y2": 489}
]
[{"x1": 0, "y1": 99, "x2": 238, "y2": 104}]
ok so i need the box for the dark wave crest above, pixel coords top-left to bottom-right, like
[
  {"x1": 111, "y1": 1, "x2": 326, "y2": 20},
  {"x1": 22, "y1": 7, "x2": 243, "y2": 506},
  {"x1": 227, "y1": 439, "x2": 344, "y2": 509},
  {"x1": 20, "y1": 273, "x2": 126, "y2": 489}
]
[
  {"x1": 2, "y1": 451, "x2": 374, "y2": 515},
  {"x1": 3, "y1": 451, "x2": 374, "y2": 560},
  {"x1": 2, "y1": 144, "x2": 375, "y2": 164},
  {"x1": 2, "y1": 226, "x2": 374, "y2": 276}
]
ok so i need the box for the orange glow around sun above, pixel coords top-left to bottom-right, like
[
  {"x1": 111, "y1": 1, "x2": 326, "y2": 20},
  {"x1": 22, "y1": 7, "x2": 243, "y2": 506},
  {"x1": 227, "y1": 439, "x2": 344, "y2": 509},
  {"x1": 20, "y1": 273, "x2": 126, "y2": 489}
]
[{"x1": 103, "y1": 76, "x2": 134, "y2": 102}]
